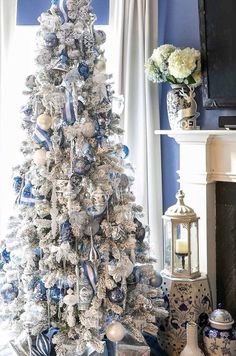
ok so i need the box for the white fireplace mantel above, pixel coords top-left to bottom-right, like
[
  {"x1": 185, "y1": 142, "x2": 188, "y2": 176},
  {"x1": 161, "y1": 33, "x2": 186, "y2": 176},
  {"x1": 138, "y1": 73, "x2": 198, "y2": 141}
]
[{"x1": 155, "y1": 129, "x2": 236, "y2": 306}]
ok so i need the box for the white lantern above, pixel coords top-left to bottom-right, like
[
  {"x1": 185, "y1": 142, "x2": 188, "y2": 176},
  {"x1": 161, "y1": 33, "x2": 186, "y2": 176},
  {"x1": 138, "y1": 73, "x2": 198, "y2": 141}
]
[{"x1": 162, "y1": 190, "x2": 200, "y2": 279}]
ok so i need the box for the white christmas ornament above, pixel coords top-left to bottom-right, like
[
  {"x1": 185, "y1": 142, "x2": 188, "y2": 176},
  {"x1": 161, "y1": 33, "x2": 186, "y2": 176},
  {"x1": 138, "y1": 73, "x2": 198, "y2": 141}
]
[
  {"x1": 36, "y1": 113, "x2": 53, "y2": 130},
  {"x1": 81, "y1": 119, "x2": 96, "y2": 138},
  {"x1": 33, "y1": 149, "x2": 47, "y2": 166},
  {"x1": 106, "y1": 321, "x2": 126, "y2": 342}
]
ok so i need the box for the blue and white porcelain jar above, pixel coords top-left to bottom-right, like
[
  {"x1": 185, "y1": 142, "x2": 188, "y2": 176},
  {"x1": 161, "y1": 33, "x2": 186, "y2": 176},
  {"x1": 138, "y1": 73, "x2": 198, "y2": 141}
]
[{"x1": 203, "y1": 304, "x2": 236, "y2": 355}]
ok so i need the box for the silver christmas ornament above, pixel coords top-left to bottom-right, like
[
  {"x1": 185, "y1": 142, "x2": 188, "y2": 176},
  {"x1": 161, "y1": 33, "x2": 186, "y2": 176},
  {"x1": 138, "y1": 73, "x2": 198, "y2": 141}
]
[
  {"x1": 107, "y1": 287, "x2": 125, "y2": 304},
  {"x1": 77, "y1": 268, "x2": 93, "y2": 311}
]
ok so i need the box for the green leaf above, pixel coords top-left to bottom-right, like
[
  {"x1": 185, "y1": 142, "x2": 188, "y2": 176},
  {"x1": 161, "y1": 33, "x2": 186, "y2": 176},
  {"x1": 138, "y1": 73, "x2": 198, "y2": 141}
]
[
  {"x1": 186, "y1": 75, "x2": 196, "y2": 85},
  {"x1": 166, "y1": 75, "x2": 177, "y2": 84}
]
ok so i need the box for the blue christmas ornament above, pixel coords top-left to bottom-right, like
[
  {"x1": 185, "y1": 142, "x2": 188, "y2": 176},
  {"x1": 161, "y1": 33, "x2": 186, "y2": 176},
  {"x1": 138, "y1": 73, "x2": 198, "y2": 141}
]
[
  {"x1": 13, "y1": 176, "x2": 23, "y2": 193},
  {"x1": 60, "y1": 220, "x2": 73, "y2": 242},
  {"x1": 31, "y1": 279, "x2": 47, "y2": 302},
  {"x1": 60, "y1": 53, "x2": 69, "y2": 64},
  {"x1": 50, "y1": 286, "x2": 63, "y2": 303},
  {"x1": 78, "y1": 62, "x2": 90, "y2": 80},
  {"x1": 0, "y1": 282, "x2": 18, "y2": 303},
  {"x1": 122, "y1": 145, "x2": 129, "y2": 159},
  {"x1": 2, "y1": 249, "x2": 10, "y2": 264},
  {"x1": 72, "y1": 156, "x2": 91, "y2": 175},
  {"x1": 44, "y1": 32, "x2": 58, "y2": 48},
  {"x1": 34, "y1": 247, "x2": 43, "y2": 258},
  {"x1": 35, "y1": 333, "x2": 51, "y2": 356}
]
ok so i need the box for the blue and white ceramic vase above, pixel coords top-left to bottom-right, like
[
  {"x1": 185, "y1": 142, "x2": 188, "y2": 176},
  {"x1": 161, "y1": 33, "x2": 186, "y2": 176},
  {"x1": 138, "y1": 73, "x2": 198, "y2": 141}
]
[
  {"x1": 203, "y1": 304, "x2": 236, "y2": 355},
  {"x1": 166, "y1": 85, "x2": 200, "y2": 130}
]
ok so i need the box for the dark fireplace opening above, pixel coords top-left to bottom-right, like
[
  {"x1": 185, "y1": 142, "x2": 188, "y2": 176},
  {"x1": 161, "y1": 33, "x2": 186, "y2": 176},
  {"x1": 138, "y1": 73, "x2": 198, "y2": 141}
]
[{"x1": 216, "y1": 181, "x2": 236, "y2": 320}]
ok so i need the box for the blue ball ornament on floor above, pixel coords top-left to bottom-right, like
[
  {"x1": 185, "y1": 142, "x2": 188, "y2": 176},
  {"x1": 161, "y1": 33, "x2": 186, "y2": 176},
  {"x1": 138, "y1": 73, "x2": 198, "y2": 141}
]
[{"x1": 78, "y1": 62, "x2": 90, "y2": 80}]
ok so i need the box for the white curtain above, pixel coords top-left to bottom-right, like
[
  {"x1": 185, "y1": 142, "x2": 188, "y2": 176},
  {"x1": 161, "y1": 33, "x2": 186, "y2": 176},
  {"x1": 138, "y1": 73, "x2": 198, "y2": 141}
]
[
  {"x1": 0, "y1": 0, "x2": 18, "y2": 239},
  {"x1": 109, "y1": 0, "x2": 163, "y2": 267}
]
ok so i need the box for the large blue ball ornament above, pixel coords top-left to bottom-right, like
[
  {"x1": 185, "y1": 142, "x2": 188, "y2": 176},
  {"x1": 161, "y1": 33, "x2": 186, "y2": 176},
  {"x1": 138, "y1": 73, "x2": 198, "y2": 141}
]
[
  {"x1": 78, "y1": 62, "x2": 90, "y2": 80},
  {"x1": 0, "y1": 282, "x2": 18, "y2": 303}
]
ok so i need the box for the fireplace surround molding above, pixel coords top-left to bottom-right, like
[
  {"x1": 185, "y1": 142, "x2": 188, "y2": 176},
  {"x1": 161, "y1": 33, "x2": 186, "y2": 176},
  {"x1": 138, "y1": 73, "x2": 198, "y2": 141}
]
[{"x1": 155, "y1": 130, "x2": 236, "y2": 306}]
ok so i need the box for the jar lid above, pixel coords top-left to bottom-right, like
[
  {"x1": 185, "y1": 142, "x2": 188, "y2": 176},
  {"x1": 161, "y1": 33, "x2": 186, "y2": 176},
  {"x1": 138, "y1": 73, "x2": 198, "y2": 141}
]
[{"x1": 209, "y1": 304, "x2": 234, "y2": 330}]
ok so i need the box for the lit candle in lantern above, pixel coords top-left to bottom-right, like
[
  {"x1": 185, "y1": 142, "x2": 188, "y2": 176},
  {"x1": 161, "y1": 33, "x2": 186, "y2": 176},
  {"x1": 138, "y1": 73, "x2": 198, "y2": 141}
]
[{"x1": 176, "y1": 239, "x2": 188, "y2": 254}]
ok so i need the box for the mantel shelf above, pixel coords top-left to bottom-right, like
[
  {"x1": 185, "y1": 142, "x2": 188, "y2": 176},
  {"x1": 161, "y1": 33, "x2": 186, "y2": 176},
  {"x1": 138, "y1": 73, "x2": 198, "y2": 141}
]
[{"x1": 154, "y1": 129, "x2": 236, "y2": 136}]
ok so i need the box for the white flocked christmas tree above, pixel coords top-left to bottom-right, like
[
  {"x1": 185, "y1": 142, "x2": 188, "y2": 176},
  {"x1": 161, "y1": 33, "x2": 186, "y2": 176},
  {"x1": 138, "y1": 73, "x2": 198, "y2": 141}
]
[{"x1": 0, "y1": 1, "x2": 168, "y2": 355}]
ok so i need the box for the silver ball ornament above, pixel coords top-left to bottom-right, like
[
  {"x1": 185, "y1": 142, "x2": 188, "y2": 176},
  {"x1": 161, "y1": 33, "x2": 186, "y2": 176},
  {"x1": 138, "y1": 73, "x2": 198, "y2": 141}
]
[
  {"x1": 107, "y1": 287, "x2": 125, "y2": 304},
  {"x1": 150, "y1": 271, "x2": 163, "y2": 288},
  {"x1": 106, "y1": 321, "x2": 125, "y2": 342},
  {"x1": 81, "y1": 119, "x2": 96, "y2": 138},
  {"x1": 37, "y1": 113, "x2": 53, "y2": 130}
]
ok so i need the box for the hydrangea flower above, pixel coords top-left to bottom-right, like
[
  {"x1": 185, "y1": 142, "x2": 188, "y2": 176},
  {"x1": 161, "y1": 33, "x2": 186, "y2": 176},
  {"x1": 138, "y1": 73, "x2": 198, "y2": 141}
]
[
  {"x1": 168, "y1": 47, "x2": 200, "y2": 80},
  {"x1": 145, "y1": 44, "x2": 201, "y2": 87}
]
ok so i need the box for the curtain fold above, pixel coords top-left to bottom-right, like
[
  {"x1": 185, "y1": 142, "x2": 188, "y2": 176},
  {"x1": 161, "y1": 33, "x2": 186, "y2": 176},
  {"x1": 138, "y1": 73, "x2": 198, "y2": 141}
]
[
  {"x1": 109, "y1": 0, "x2": 163, "y2": 267},
  {"x1": 0, "y1": 0, "x2": 17, "y2": 238}
]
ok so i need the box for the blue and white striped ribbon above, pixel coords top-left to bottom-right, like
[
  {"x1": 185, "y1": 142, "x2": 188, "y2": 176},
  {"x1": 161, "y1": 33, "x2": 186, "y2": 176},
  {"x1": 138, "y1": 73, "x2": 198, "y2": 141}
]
[
  {"x1": 58, "y1": 0, "x2": 68, "y2": 24},
  {"x1": 82, "y1": 261, "x2": 98, "y2": 294},
  {"x1": 19, "y1": 182, "x2": 36, "y2": 206},
  {"x1": 33, "y1": 125, "x2": 52, "y2": 151},
  {"x1": 63, "y1": 90, "x2": 75, "y2": 125}
]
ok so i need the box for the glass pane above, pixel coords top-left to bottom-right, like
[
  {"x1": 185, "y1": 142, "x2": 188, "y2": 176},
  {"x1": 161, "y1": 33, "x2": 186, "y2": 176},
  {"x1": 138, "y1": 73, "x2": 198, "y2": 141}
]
[
  {"x1": 190, "y1": 221, "x2": 199, "y2": 274},
  {"x1": 174, "y1": 223, "x2": 189, "y2": 275},
  {"x1": 164, "y1": 219, "x2": 171, "y2": 271}
]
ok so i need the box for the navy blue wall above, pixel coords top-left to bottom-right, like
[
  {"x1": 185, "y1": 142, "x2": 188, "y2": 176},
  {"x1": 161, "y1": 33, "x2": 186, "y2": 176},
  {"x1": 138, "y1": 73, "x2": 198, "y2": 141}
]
[
  {"x1": 159, "y1": 0, "x2": 236, "y2": 212},
  {"x1": 17, "y1": 0, "x2": 109, "y2": 25}
]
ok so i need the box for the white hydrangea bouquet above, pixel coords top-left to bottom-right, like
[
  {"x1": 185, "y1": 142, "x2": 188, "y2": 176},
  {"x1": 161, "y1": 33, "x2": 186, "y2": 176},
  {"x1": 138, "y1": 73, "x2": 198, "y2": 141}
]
[{"x1": 145, "y1": 44, "x2": 201, "y2": 87}]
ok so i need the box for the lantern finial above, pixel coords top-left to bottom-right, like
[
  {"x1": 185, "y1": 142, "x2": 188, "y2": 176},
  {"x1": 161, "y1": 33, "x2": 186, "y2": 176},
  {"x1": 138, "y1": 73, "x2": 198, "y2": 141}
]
[{"x1": 165, "y1": 189, "x2": 196, "y2": 218}]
